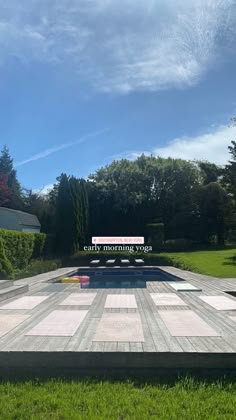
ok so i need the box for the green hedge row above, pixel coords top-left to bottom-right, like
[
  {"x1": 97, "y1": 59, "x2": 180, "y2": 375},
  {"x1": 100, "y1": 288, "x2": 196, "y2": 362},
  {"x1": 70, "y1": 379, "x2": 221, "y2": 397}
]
[
  {"x1": 66, "y1": 251, "x2": 172, "y2": 267},
  {"x1": 0, "y1": 229, "x2": 47, "y2": 272},
  {"x1": 0, "y1": 237, "x2": 14, "y2": 279}
]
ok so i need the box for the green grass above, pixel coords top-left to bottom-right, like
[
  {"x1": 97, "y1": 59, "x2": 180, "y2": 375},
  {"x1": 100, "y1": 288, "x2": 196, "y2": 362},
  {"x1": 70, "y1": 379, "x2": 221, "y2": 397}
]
[
  {"x1": 0, "y1": 378, "x2": 236, "y2": 419},
  {"x1": 160, "y1": 249, "x2": 236, "y2": 278},
  {"x1": 13, "y1": 248, "x2": 236, "y2": 280},
  {"x1": 69, "y1": 248, "x2": 236, "y2": 278}
]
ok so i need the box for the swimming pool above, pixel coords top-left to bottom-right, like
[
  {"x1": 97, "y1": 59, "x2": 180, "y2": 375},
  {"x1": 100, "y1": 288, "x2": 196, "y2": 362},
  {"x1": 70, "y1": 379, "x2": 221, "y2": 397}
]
[{"x1": 57, "y1": 267, "x2": 181, "y2": 289}]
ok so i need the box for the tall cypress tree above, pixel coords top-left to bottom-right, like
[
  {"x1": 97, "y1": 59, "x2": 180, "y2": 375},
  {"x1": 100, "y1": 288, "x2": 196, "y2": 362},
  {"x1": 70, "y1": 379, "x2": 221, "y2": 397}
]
[
  {"x1": 55, "y1": 174, "x2": 73, "y2": 253},
  {"x1": 79, "y1": 179, "x2": 89, "y2": 246},
  {"x1": 55, "y1": 174, "x2": 90, "y2": 254},
  {"x1": 69, "y1": 177, "x2": 82, "y2": 253}
]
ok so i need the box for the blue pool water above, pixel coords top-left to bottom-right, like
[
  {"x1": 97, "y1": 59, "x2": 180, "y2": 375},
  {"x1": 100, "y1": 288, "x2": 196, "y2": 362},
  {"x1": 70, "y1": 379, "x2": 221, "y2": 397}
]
[{"x1": 67, "y1": 268, "x2": 179, "y2": 289}]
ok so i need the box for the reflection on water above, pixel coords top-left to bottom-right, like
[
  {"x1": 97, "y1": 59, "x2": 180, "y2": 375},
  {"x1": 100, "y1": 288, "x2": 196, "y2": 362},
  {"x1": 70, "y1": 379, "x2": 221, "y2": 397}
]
[{"x1": 87, "y1": 277, "x2": 146, "y2": 289}]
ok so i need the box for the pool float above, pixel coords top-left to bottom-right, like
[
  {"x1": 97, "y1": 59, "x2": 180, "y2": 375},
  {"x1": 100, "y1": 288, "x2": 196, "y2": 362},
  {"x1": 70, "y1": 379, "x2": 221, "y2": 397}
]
[
  {"x1": 61, "y1": 275, "x2": 90, "y2": 284},
  {"x1": 61, "y1": 277, "x2": 81, "y2": 283},
  {"x1": 79, "y1": 276, "x2": 90, "y2": 282}
]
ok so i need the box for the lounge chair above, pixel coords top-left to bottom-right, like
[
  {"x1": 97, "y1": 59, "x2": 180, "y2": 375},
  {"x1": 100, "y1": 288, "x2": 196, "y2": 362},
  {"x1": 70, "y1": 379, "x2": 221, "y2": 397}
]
[
  {"x1": 89, "y1": 259, "x2": 100, "y2": 266},
  {"x1": 106, "y1": 259, "x2": 116, "y2": 266},
  {"x1": 121, "y1": 259, "x2": 130, "y2": 265},
  {"x1": 134, "y1": 258, "x2": 144, "y2": 266}
]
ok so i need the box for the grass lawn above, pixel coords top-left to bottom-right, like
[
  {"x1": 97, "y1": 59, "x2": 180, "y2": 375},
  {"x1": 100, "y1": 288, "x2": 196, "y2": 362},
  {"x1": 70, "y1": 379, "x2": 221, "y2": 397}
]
[
  {"x1": 0, "y1": 378, "x2": 236, "y2": 419},
  {"x1": 160, "y1": 248, "x2": 236, "y2": 278},
  {"x1": 13, "y1": 248, "x2": 236, "y2": 280}
]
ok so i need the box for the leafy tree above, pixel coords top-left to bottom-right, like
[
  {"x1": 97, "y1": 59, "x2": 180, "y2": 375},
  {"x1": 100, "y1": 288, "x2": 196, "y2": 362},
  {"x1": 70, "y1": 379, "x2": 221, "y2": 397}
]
[
  {"x1": 197, "y1": 161, "x2": 222, "y2": 185},
  {"x1": 198, "y1": 182, "x2": 234, "y2": 245},
  {"x1": 226, "y1": 140, "x2": 236, "y2": 198},
  {"x1": 22, "y1": 188, "x2": 52, "y2": 233},
  {"x1": 89, "y1": 156, "x2": 201, "y2": 237},
  {"x1": 0, "y1": 145, "x2": 23, "y2": 209}
]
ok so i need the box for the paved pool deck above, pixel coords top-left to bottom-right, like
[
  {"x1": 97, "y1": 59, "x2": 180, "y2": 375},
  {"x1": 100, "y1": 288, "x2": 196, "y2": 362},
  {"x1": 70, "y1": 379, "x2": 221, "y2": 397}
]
[{"x1": 0, "y1": 266, "x2": 236, "y2": 377}]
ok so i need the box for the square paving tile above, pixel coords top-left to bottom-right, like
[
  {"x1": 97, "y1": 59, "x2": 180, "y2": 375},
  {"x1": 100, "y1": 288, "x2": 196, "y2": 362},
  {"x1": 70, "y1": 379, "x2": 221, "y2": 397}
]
[
  {"x1": 168, "y1": 282, "x2": 202, "y2": 292},
  {"x1": 158, "y1": 310, "x2": 220, "y2": 337},
  {"x1": 150, "y1": 293, "x2": 188, "y2": 306},
  {"x1": 0, "y1": 295, "x2": 53, "y2": 310},
  {"x1": 59, "y1": 293, "x2": 97, "y2": 306},
  {"x1": 105, "y1": 294, "x2": 137, "y2": 309},
  {"x1": 229, "y1": 316, "x2": 236, "y2": 322},
  {"x1": 0, "y1": 315, "x2": 29, "y2": 338},
  {"x1": 93, "y1": 313, "x2": 144, "y2": 342},
  {"x1": 199, "y1": 296, "x2": 236, "y2": 311},
  {"x1": 41, "y1": 284, "x2": 69, "y2": 293},
  {"x1": 25, "y1": 310, "x2": 88, "y2": 336}
]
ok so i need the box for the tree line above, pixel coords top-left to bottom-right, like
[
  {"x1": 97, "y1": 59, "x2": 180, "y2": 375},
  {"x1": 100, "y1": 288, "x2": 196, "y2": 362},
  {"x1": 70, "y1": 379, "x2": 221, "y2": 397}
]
[{"x1": 0, "y1": 121, "x2": 236, "y2": 253}]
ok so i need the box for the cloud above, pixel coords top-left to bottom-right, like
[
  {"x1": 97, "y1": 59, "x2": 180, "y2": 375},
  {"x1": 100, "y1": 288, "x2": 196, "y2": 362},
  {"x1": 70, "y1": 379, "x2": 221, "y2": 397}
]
[
  {"x1": 33, "y1": 183, "x2": 54, "y2": 195},
  {"x1": 0, "y1": 0, "x2": 235, "y2": 93},
  {"x1": 15, "y1": 127, "x2": 109, "y2": 167},
  {"x1": 115, "y1": 124, "x2": 236, "y2": 165}
]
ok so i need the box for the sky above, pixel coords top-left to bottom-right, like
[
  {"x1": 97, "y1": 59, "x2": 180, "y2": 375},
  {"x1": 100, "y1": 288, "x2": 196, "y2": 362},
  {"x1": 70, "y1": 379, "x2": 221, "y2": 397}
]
[{"x1": 0, "y1": 0, "x2": 236, "y2": 193}]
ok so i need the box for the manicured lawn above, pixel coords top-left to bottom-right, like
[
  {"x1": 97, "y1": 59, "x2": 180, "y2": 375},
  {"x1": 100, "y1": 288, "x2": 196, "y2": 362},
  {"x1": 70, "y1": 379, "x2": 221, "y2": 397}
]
[
  {"x1": 13, "y1": 248, "x2": 236, "y2": 280},
  {"x1": 0, "y1": 378, "x2": 236, "y2": 419},
  {"x1": 161, "y1": 249, "x2": 236, "y2": 278}
]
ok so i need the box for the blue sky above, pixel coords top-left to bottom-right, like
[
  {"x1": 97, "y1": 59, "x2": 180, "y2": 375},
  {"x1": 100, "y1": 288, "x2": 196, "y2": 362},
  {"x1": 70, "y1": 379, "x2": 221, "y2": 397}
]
[{"x1": 0, "y1": 0, "x2": 236, "y2": 192}]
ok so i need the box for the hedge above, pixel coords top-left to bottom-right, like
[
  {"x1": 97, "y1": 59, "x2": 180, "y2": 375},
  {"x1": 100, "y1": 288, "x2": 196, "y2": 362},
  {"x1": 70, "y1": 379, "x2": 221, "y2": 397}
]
[
  {"x1": 146, "y1": 223, "x2": 165, "y2": 250},
  {"x1": 0, "y1": 229, "x2": 47, "y2": 270},
  {"x1": 32, "y1": 233, "x2": 47, "y2": 259},
  {"x1": 0, "y1": 237, "x2": 14, "y2": 279}
]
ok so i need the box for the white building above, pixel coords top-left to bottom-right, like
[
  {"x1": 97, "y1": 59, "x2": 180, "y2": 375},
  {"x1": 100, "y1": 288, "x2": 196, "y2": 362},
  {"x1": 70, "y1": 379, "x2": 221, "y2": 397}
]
[{"x1": 0, "y1": 207, "x2": 41, "y2": 233}]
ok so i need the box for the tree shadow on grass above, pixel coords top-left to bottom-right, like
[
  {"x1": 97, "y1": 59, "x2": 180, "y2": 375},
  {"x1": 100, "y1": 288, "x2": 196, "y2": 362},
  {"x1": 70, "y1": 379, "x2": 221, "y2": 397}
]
[{"x1": 223, "y1": 255, "x2": 236, "y2": 266}]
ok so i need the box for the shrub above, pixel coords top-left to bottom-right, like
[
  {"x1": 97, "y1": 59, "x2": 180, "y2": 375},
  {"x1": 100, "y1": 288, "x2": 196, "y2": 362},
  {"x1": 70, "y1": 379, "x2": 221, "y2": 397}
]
[
  {"x1": 146, "y1": 223, "x2": 165, "y2": 250},
  {"x1": 161, "y1": 238, "x2": 195, "y2": 252},
  {"x1": 32, "y1": 233, "x2": 47, "y2": 258},
  {"x1": 44, "y1": 234, "x2": 56, "y2": 257},
  {"x1": 0, "y1": 229, "x2": 48, "y2": 270},
  {"x1": 0, "y1": 237, "x2": 14, "y2": 279},
  {"x1": 15, "y1": 259, "x2": 61, "y2": 279}
]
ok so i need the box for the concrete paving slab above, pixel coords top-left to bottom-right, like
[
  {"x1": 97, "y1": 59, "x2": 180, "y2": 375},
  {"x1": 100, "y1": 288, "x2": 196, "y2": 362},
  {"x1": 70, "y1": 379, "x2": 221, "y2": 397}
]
[
  {"x1": 150, "y1": 293, "x2": 188, "y2": 306},
  {"x1": 93, "y1": 313, "x2": 144, "y2": 342},
  {"x1": 199, "y1": 296, "x2": 236, "y2": 311},
  {"x1": 168, "y1": 282, "x2": 202, "y2": 292},
  {"x1": 158, "y1": 310, "x2": 220, "y2": 337},
  {"x1": 105, "y1": 294, "x2": 137, "y2": 309},
  {"x1": 25, "y1": 310, "x2": 88, "y2": 336},
  {"x1": 59, "y1": 293, "x2": 97, "y2": 306},
  {"x1": 41, "y1": 284, "x2": 70, "y2": 293},
  {"x1": 0, "y1": 315, "x2": 29, "y2": 337},
  {"x1": 0, "y1": 295, "x2": 53, "y2": 310}
]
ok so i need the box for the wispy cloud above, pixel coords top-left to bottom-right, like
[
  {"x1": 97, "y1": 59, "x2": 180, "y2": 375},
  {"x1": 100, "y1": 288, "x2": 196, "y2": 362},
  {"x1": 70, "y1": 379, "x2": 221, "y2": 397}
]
[
  {"x1": 15, "y1": 127, "x2": 109, "y2": 167},
  {"x1": 113, "y1": 124, "x2": 236, "y2": 165},
  {"x1": 33, "y1": 183, "x2": 54, "y2": 195},
  {"x1": 0, "y1": 0, "x2": 235, "y2": 93}
]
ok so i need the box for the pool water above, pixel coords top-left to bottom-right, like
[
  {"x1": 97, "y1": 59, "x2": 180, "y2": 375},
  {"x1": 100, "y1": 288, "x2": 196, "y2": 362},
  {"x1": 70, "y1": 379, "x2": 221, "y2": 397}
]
[
  {"x1": 83, "y1": 277, "x2": 146, "y2": 289},
  {"x1": 59, "y1": 268, "x2": 180, "y2": 289}
]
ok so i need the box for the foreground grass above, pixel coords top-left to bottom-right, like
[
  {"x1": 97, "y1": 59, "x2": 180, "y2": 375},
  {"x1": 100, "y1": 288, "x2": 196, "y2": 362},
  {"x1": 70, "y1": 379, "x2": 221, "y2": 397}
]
[
  {"x1": 0, "y1": 378, "x2": 236, "y2": 419},
  {"x1": 161, "y1": 249, "x2": 236, "y2": 278}
]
